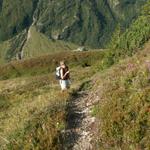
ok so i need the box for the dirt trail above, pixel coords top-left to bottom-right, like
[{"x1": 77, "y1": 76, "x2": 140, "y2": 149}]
[{"x1": 60, "y1": 86, "x2": 99, "y2": 150}]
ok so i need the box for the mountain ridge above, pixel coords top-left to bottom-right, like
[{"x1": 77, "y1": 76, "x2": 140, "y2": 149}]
[
  {"x1": 0, "y1": 0, "x2": 146, "y2": 44},
  {"x1": 0, "y1": 0, "x2": 147, "y2": 63}
]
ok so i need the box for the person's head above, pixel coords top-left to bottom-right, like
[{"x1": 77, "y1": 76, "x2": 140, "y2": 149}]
[{"x1": 60, "y1": 60, "x2": 66, "y2": 68}]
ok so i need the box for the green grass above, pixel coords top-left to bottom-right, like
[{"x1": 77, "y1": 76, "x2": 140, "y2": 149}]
[
  {"x1": 0, "y1": 49, "x2": 103, "y2": 149},
  {"x1": 0, "y1": 25, "x2": 149, "y2": 149},
  {"x1": 89, "y1": 1, "x2": 150, "y2": 72},
  {"x1": 0, "y1": 75, "x2": 68, "y2": 149},
  {"x1": 0, "y1": 26, "x2": 78, "y2": 64},
  {"x1": 0, "y1": 40, "x2": 11, "y2": 64},
  {"x1": 23, "y1": 26, "x2": 78, "y2": 58},
  {"x1": 0, "y1": 50, "x2": 105, "y2": 80},
  {"x1": 92, "y1": 41, "x2": 150, "y2": 149}
]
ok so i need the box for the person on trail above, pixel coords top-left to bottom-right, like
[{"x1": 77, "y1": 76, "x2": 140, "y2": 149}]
[{"x1": 57, "y1": 61, "x2": 70, "y2": 91}]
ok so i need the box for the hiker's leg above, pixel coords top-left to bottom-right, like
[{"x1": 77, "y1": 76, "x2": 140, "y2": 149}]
[
  {"x1": 60, "y1": 80, "x2": 64, "y2": 91},
  {"x1": 60, "y1": 80, "x2": 67, "y2": 91}
]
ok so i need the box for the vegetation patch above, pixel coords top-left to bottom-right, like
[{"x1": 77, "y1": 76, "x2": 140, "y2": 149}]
[
  {"x1": 92, "y1": 45, "x2": 150, "y2": 149},
  {"x1": 106, "y1": 0, "x2": 150, "y2": 65},
  {"x1": 0, "y1": 51, "x2": 104, "y2": 80}
]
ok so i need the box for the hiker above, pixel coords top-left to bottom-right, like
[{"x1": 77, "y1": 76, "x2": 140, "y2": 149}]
[{"x1": 56, "y1": 61, "x2": 70, "y2": 91}]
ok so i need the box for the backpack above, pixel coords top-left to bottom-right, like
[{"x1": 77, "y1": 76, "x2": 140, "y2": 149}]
[{"x1": 55, "y1": 66, "x2": 61, "y2": 80}]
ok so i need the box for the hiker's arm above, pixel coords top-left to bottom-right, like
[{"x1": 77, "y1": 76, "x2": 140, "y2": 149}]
[{"x1": 60, "y1": 69, "x2": 69, "y2": 80}]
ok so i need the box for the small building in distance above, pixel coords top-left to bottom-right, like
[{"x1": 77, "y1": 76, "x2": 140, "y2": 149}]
[{"x1": 74, "y1": 46, "x2": 87, "y2": 52}]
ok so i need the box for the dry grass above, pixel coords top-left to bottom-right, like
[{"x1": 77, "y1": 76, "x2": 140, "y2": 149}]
[
  {"x1": 91, "y1": 41, "x2": 150, "y2": 149},
  {"x1": 0, "y1": 41, "x2": 149, "y2": 149},
  {"x1": 0, "y1": 74, "x2": 68, "y2": 149},
  {"x1": 0, "y1": 52, "x2": 96, "y2": 149},
  {"x1": 0, "y1": 50, "x2": 104, "y2": 80}
]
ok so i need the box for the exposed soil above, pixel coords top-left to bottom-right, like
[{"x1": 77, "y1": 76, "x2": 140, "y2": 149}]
[{"x1": 59, "y1": 86, "x2": 100, "y2": 150}]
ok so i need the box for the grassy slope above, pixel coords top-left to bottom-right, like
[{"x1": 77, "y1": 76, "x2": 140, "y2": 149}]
[
  {"x1": 0, "y1": 50, "x2": 104, "y2": 80},
  {"x1": 0, "y1": 50, "x2": 104, "y2": 149},
  {"x1": 0, "y1": 27, "x2": 78, "y2": 64},
  {"x1": 0, "y1": 66, "x2": 95, "y2": 149},
  {"x1": 0, "y1": 74, "x2": 69, "y2": 149},
  {"x1": 0, "y1": 40, "x2": 11, "y2": 64},
  {"x1": 0, "y1": 0, "x2": 146, "y2": 63},
  {"x1": 92, "y1": 41, "x2": 150, "y2": 149},
  {"x1": 1, "y1": 42, "x2": 149, "y2": 149},
  {"x1": 0, "y1": 41, "x2": 149, "y2": 149},
  {"x1": 99, "y1": 0, "x2": 150, "y2": 71},
  {"x1": 0, "y1": 77, "x2": 65, "y2": 149},
  {"x1": 0, "y1": 1, "x2": 149, "y2": 149},
  {"x1": 23, "y1": 26, "x2": 78, "y2": 58}
]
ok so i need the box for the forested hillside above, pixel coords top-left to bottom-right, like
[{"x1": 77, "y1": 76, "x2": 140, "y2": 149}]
[{"x1": 0, "y1": 0, "x2": 147, "y2": 63}]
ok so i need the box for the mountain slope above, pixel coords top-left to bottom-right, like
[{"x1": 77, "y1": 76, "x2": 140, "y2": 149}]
[
  {"x1": 0, "y1": 49, "x2": 104, "y2": 149},
  {"x1": 92, "y1": 41, "x2": 150, "y2": 149},
  {"x1": 33, "y1": 0, "x2": 116, "y2": 48},
  {"x1": 24, "y1": 0, "x2": 147, "y2": 48},
  {"x1": 23, "y1": 26, "x2": 78, "y2": 58},
  {"x1": 0, "y1": 0, "x2": 146, "y2": 50},
  {"x1": 98, "y1": 0, "x2": 150, "y2": 70},
  {"x1": 108, "y1": 0, "x2": 150, "y2": 53},
  {"x1": 0, "y1": 26, "x2": 78, "y2": 64},
  {"x1": 0, "y1": 41, "x2": 149, "y2": 150},
  {"x1": 0, "y1": 0, "x2": 149, "y2": 149},
  {"x1": 0, "y1": 0, "x2": 38, "y2": 41}
]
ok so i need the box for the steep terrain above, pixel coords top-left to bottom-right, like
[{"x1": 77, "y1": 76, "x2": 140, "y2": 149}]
[
  {"x1": 109, "y1": 0, "x2": 150, "y2": 52},
  {"x1": 91, "y1": 41, "x2": 150, "y2": 149},
  {"x1": 0, "y1": 40, "x2": 149, "y2": 150},
  {"x1": 0, "y1": 0, "x2": 149, "y2": 149},
  {"x1": 0, "y1": 0, "x2": 147, "y2": 63},
  {"x1": 0, "y1": 0, "x2": 38, "y2": 41},
  {"x1": 0, "y1": 27, "x2": 78, "y2": 63},
  {"x1": 97, "y1": 0, "x2": 150, "y2": 70},
  {"x1": 0, "y1": 0, "x2": 146, "y2": 43}
]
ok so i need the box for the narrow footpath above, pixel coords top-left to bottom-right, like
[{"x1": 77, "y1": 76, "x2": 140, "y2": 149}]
[{"x1": 60, "y1": 85, "x2": 100, "y2": 150}]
